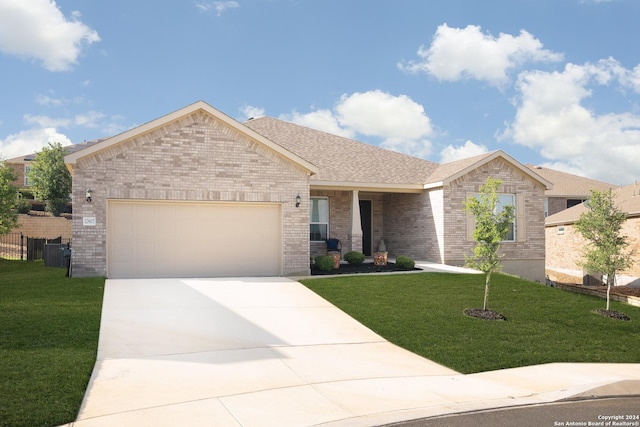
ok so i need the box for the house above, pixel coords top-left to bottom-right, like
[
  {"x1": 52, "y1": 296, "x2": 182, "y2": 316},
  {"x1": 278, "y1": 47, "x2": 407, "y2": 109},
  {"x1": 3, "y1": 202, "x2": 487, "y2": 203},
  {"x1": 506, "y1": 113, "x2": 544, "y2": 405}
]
[
  {"x1": 6, "y1": 140, "x2": 102, "y2": 212},
  {"x1": 546, "y1": 182, "x2": 640, "y2": 286},
  {"x1": 525, "y1": 165, "x2": 615, "y2": 217},
  {"x1": 64, "y1": 101, "x2": 551, "y2": 281}
]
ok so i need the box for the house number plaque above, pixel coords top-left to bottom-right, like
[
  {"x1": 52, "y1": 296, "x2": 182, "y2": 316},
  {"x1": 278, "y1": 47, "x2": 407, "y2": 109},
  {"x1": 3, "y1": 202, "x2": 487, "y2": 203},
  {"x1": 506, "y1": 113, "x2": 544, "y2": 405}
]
[{"x1": 83, "y1": 217, "x2": 97, "y2": 226}]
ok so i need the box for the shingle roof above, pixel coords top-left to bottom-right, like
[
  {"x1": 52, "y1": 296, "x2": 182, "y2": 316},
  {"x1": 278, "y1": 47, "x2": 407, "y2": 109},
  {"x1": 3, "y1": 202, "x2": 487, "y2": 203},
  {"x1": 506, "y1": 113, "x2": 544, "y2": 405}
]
[
  {"x1": 526, "y1": 165, "x2": 614, "y2": 197},
  {"x1": 546, "y1": 182, "x2": 640, "y2": 225},
  {"x1": 244, "y1": 116, "x2": 438, "y2": 188}
]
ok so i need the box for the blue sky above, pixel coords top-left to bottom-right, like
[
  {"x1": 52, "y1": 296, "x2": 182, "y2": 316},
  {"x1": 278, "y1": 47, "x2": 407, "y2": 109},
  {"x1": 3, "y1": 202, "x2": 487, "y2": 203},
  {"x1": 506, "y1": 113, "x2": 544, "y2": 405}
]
[{"x1": 1, "y1": 0, "x2": 639, "y2": 185}]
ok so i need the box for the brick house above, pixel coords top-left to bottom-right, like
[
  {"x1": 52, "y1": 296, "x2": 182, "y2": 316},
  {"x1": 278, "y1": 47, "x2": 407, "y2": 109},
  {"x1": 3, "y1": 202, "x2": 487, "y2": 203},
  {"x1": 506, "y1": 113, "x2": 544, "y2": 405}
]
[
  {"x1": 64, "y1": 101, "x2": 551, "y2": 281},
  {"x1": 545, "y1": 183, "x2": 640, "y2": 287}
]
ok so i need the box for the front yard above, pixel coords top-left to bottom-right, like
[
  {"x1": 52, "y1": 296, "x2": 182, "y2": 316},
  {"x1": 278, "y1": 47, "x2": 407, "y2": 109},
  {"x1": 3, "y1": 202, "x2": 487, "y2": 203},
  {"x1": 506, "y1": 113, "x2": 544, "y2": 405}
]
[
  {"x1": 301, "y1": 272, "x2": 640, "y2": 374},
  {"x1": 2, "y1": 261, "x2": 639, "y2": 427}
]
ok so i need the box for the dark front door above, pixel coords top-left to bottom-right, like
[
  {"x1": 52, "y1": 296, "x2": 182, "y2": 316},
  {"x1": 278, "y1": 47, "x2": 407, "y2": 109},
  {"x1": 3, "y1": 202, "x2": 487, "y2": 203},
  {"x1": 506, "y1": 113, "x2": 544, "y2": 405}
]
[{"x1": 359, "y1": 200, "x2": 372, "y2": 256}]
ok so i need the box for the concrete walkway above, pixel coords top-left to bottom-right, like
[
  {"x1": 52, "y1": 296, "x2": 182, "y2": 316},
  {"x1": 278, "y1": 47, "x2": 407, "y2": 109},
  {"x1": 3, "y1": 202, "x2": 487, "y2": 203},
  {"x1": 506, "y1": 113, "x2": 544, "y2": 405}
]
[{"x1": 66, "y1": 275, "x2": 640, "y2": 427}]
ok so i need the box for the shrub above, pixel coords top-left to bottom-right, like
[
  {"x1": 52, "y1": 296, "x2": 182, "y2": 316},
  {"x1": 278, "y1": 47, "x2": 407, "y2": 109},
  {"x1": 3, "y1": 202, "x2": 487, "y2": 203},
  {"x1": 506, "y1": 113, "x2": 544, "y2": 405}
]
[
  {"x1": 343, "y1": 251, "x2": 365, "y2": 265},
  {"x1": 15, "y1": 198, "x2": 31, "y2": 214},
  {"x1": 395, "y1": 256, "x2": 415, "y2": 269},
  {"x1": 315, "y1": 255, "x2": 334, "y2": 271}
]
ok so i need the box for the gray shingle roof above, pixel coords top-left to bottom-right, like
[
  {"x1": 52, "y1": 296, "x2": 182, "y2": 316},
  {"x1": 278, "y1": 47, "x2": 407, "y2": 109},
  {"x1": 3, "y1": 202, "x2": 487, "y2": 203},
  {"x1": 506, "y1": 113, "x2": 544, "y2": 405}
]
[
  {"x1": 244, "y1": 116, "x2": 439, "y2": 187},
  {"x1": 526, "y1": 165, "x2": 614, "y2": 197}
]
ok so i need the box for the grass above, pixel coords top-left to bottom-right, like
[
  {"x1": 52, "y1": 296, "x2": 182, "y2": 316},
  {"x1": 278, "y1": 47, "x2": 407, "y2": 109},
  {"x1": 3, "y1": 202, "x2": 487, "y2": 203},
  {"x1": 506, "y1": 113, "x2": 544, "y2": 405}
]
[
  {"x1": 301, "y1": 272, "x2": 640, "y2": 374},
  {"x1": 0, "y1": 259, "x2": 104, "y2": 427}
]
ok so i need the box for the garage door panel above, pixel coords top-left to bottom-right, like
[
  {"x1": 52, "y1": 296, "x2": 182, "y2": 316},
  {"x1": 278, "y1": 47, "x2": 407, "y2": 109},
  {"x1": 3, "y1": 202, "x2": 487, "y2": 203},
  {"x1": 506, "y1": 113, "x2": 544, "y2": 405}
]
[{"x1": 108, "y1": 201, "x2": 282, "y2": 278}]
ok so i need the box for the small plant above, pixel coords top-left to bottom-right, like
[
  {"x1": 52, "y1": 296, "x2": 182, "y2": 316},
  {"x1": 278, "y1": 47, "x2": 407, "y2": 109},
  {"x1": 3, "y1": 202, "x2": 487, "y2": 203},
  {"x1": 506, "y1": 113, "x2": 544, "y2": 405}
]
[
  {"x1": 395, "y1": 256, "x2": 415, "y2": 269},
  {"x1": 344, "y1": 251, "x2": 365, "y2": 265},
  {"x1": 314, "y1": 255, "x2": 334, "y2": 271}
]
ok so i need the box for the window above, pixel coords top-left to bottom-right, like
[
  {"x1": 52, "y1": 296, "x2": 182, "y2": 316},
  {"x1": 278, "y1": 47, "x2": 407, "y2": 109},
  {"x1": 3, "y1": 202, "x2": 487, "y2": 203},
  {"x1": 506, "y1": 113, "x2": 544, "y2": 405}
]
[
  {"x1": 497, "y1": 194, "x2": 516, "y2": 241},
  {"x1": 24, "y1": 165, "x2": 32, "y2": 187},
  {"x1": 310, "y1": 197, "x2": 328, "y2": 241},
  {"x1": 567, "y1": 199, "x2": 585, "y2": 209}
]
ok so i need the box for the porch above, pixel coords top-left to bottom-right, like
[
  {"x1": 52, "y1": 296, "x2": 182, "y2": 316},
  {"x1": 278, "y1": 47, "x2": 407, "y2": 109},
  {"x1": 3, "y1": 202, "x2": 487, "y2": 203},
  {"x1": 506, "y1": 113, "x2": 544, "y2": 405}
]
[{"x1": 309, "y1": 189, "x2": 444, "y2": 264}]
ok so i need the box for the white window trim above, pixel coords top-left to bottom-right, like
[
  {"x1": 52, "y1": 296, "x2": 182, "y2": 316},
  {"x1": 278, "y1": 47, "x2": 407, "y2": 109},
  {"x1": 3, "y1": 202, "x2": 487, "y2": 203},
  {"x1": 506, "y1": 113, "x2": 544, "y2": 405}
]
[{"x1": 310, "y1": 196, "x2": 329, "y2": 242}]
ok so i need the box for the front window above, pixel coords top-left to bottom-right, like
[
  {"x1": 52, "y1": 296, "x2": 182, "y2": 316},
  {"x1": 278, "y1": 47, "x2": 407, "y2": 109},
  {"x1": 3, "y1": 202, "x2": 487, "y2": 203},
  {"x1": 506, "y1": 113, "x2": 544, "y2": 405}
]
[
  {"x1": 497, "y1": 194, "x2": 515, "y2": 241},
  {"x1": 310, "y1": 197, "x2": 328, "y2": 241}
]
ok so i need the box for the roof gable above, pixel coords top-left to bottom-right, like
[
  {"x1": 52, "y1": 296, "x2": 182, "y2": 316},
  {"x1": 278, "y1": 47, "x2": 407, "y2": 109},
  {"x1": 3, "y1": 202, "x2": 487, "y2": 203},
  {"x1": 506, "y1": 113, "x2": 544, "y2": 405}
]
[
  {"x1": 424, "y1": 150, "x2": 553, "y2": 190},
  {"x1": 64, "y1": 101, "x2": 318, "y2": 175}
]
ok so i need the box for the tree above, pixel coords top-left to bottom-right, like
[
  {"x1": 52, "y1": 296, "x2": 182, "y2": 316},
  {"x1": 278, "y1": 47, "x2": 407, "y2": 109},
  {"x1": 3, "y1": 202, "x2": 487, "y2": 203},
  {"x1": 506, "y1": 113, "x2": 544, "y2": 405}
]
[
  {"x1": 574, "y1": 189, "x2": 635, "y2": 311},
  {"x1": 28, "y1": 142, "x2": 72, "y2": 216},
  {"x1": 464, "y1": 176, "x2": 515, "y2": 311},
  {"x1": 0, "y1": 158, "x2": 19, "y2": 236}
]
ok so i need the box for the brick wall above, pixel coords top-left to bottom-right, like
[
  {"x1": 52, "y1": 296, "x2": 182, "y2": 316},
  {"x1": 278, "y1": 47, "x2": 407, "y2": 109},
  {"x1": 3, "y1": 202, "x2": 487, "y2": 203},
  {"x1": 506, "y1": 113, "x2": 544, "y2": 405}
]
[
  {"x1": 71, "y1": 111, "x2": 310, "y2": 277},
  {"x1": 383, "y1": 192, "x2": 439, "y2": 260},
  {"x1": 15, "y1": 214, "x2": 72, "y2": 240}
]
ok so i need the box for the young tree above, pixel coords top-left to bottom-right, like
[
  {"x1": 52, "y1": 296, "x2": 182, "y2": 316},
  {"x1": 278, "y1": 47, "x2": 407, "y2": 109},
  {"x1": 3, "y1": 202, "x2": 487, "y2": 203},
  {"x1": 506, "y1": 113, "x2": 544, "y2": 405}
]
[
  {"x1": 574, "y1": 189, "x2": 635, "y2": 311},
  {"x1": 0, "y1": 159, "x2": 19, "y2": 236},
  {"x1": 464, "y1": 176, "x2": 515, "y2": 311},
  {"x1": 28, "y1": 142, "x2": 72, "y2": 216}
]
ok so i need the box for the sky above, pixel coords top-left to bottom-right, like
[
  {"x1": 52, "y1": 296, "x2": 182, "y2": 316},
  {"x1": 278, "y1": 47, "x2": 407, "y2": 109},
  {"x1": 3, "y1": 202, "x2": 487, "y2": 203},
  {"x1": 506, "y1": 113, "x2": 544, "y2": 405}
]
[{"x1": 1, "y1": 0, "x2": 639, "y2": 185}]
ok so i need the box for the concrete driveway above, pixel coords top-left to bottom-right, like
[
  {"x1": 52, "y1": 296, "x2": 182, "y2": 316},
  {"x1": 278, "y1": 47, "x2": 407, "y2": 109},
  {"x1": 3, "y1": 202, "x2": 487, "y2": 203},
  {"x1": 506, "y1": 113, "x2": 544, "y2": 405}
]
[{"x1": 70, "y1": 277, "x2": 640, "y2": 427}]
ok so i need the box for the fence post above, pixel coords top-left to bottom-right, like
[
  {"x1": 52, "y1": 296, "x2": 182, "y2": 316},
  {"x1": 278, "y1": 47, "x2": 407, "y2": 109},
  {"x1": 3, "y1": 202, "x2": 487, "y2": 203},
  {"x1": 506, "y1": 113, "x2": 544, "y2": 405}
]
[{"x1": 20, "y1": 233, "x2": 24, "y2": 261}]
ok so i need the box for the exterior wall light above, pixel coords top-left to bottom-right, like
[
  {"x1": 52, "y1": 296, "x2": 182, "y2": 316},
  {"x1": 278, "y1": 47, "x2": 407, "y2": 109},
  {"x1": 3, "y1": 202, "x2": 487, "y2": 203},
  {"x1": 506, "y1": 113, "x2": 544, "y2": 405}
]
[
  {"x1": 295, "y1": 194, "x2": 301, "y2": 208},
  {"x1": 86, "y1": 188, "x2": 93, "y2": 203}
]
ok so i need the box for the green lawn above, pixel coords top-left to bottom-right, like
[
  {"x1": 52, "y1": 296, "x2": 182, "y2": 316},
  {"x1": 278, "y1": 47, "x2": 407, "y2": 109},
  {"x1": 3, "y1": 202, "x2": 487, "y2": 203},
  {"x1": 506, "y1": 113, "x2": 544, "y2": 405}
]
[
  {"x1": 301, "y1": 272, "x2": 640, "y2": 374},
  {"x1": 0, "y1": 259, "x2": 104, "y2": 427}
]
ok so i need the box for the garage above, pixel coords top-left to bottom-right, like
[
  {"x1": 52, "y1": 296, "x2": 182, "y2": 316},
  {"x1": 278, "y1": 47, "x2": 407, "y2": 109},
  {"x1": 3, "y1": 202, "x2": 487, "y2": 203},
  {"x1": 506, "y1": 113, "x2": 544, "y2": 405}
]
[{"x1": 107, "y1": 200, "x2": 282, "y2": 278}]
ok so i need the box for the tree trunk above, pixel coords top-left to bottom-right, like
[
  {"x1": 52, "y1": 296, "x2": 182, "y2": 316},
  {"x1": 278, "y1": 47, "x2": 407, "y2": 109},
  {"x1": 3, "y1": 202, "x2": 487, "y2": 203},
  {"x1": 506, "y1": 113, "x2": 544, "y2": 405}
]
[{"x1": 483, "y1": 272, "x2": 490, "y2": 311}]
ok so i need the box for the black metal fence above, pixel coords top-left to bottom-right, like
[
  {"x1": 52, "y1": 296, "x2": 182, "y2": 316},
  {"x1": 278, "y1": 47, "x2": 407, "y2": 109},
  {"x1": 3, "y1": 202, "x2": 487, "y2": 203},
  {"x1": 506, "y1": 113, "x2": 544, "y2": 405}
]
[{"x1": 0, "y1": 232, "x2": 71, "y2": 266}]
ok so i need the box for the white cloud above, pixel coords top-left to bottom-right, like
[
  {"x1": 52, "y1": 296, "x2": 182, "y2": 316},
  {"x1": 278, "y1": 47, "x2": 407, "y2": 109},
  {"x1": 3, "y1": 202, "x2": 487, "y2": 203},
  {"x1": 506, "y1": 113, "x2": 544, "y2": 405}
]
[
  {"x1": 23, "y1": 111, "x2": 106, "y2": 129},
  {"x1": 0, "y1": 128, "x2": 71, "y2": 160},
  {"x1": 501, "y1": 60, "x2": 640, "y2": 184},
  {"x1": 195, "y1": 1, "x2": 239, "y2": 16},
  {"x1": 400, "y1": 24, "x2": 563, "y2": 87},
  {"x1": 0, "y1": 0, "x2": 100, "y2": 71},
  {"x1": 282, "y1": 109, "x2": 354, "y2": 139},
  {"x1": 239, "y1": 105, "x2": 265, "y2": 121},
  {"x1": 440, "y1": 140, "x2": 488, "y2": 163},
  {"x1": 281, "y1": 90, "x2": 434, "y2": 158}
]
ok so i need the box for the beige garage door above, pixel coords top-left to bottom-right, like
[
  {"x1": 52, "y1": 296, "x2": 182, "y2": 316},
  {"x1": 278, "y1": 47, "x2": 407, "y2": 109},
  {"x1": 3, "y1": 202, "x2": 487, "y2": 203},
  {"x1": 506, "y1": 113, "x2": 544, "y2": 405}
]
[{"x1": 107, "y1": 200, "x2": 282, "y2": 278}]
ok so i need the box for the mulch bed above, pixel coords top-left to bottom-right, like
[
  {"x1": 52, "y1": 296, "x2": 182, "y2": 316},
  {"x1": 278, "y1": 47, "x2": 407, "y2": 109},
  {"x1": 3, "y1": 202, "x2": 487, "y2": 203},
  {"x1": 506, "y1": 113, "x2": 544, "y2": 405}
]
[
  {"x1": 311, "y1": 262, "x2": 421, "y2": 275},
  {"x1": 594, "y1": 309, "x2": 631, "y2": 321},
  {"x1": 463, "y1": 308, "x2": 507, "y2": 321}
]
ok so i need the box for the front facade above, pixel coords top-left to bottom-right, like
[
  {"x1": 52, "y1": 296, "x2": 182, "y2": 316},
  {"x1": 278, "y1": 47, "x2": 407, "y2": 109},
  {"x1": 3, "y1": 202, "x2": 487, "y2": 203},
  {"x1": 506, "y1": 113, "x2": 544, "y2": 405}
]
[{"x1": 65, "y1": 101, "x2": 551, "y2": 281}]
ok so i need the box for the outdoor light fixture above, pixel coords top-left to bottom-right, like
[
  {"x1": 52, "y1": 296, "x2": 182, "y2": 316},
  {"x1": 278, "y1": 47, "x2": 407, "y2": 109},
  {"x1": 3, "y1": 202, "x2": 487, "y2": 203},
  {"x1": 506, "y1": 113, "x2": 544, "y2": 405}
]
[
  {"x1": 295, "y1": 194, "x2": 301, "y2": 208},
  {"x1": 86, "y1": 189, "x2": 92, "y2": 203}
]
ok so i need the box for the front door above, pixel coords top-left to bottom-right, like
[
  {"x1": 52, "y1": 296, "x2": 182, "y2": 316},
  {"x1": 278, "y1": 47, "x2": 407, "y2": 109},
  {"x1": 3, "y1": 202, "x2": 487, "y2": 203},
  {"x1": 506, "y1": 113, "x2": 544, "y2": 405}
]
[{"x1": 359, "y1": 200, "x2": 372, "y2": 256}]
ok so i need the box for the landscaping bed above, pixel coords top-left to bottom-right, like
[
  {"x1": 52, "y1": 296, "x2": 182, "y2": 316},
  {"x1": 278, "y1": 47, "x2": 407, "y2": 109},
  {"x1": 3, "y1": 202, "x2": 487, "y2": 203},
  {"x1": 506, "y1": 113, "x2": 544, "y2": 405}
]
[{"x1": 311, "y1": 261, "x2": 422, "y2": 275}]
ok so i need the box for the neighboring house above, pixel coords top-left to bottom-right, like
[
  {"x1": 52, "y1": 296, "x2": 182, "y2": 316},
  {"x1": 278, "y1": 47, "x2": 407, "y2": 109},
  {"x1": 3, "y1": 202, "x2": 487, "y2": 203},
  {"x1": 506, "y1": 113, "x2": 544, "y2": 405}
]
[
  {"x1": 64, "y1": 101, "x2": 551, "y2": 281},
  {"x1": 6, "y1": 140, "x2": 103, "y2": 212},
  {"x1": 546, "y1": 183, "x2": 640, "y2": 286},
  {"x1": 526, "y1": 165, "x2": 615, "y2": 217}
]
